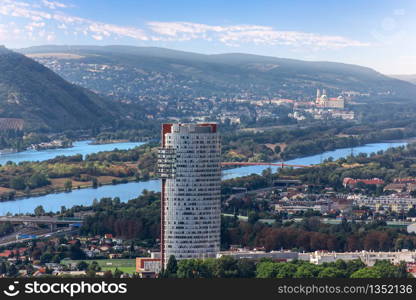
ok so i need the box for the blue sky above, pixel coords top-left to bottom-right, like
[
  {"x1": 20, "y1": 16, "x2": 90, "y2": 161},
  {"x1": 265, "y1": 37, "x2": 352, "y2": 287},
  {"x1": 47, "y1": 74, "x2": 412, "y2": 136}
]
[{"x1": 0, "y1": 0, "x2": 415, "y2": 74}]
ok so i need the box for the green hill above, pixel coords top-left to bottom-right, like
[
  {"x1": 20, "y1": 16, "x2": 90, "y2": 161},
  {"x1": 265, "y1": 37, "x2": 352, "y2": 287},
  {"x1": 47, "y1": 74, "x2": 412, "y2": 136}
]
[
  {"x1": 0, "y1": 46, "x2": 118, "y2": 132},
  {"x1": 19, "y1": 45, "x2": 416, "y2": 102}
]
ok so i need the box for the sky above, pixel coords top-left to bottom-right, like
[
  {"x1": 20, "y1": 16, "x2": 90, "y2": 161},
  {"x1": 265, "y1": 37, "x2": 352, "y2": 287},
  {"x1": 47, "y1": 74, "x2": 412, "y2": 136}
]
[{"x1": 0, "y1": 0, "x2": 415, "y2": 74}]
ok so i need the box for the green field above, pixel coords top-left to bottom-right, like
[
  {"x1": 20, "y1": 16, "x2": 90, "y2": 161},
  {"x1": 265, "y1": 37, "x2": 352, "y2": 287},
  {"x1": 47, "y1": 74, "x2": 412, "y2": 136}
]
[{"x1": 62, "y1": 259, "x2": 136, "y2": 274}]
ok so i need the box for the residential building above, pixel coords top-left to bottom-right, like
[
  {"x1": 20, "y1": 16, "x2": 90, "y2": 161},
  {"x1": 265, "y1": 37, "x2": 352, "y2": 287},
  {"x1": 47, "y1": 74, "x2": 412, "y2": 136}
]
[
  {"x1": 354, "y1": 195, "x2": 416, "y2": 212},
  {"x1": 343, "y1": 177, "x2": 385, "y2": 188},
  {"x1": 274, "y1": 204, "x2": 329, "y2": 214},
  {"x1": 218, "y1": 249, "x2": 416, "y2": 266},
  {"x1": 158, "y1": 123, "x2": 222, "y2": 268},
  {"x1": 216, "y1": 250, "x2": 298, "y2": 261},
  {"x1": 136, "y1": 257, "x2": 162, "y2": 278}
]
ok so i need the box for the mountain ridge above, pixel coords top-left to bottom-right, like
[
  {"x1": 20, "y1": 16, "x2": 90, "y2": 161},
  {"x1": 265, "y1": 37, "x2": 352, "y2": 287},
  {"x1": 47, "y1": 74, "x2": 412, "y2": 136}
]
[
  {"x1": 18, "y1": 45, "x2": 416, "y2": 102},
  {"x1": 0, "y1": 47, "x2": 118, "y2": 132}
]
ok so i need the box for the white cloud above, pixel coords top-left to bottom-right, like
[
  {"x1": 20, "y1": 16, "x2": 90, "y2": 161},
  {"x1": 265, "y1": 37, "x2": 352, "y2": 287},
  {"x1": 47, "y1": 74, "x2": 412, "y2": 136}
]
[
  {"x1": 41, "y1": 0, "x2": 69, "y2": 10},
  {"x1": 147, "y1": 21, "x2": 369, "y2": 49},
  {"x1": 0, "y1": 22, "x2": 25, "y2": 42},
  {"x1": 46, "y1": 33, "x2": 55, "y2": 41},
  {"x1": 25, "y1": 21, "x2": 45, "y2": 32},
  {"x1": 0, "y1": 0, "x2": 369, "y2": 50},
  {"x1": 87, "y1": 23, "x2": 147, "y2": 40},
  {"x1": 91, "y1": 35, "x2": 103, "y2": 41},
  {"x1": 0, "y1": 0, "x2": 149, "y2": 42}
]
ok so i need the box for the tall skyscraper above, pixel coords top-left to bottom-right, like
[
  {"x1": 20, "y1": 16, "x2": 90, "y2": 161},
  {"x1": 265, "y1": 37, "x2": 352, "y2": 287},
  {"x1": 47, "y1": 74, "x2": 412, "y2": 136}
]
[{"x1": 158, "y1": 123, "x2": 221, "y2": 267}]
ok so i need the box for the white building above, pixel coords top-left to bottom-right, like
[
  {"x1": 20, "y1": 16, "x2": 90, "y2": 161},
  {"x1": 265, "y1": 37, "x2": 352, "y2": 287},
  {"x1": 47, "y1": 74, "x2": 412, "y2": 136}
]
[
  {"x1": 309, "y1": 250, "x2": 416, "y2": 266},
  {"x1": 316, "y1": 89, "x2": 345, "y2": 109},
  {"x1": 354, "y1": 195, "x2": 416, "y2": 212},
  {"x1": 217, "y1": 250, "x2": 299, "y2": 261},
  {"x1": 218, "y1": 250, "x2": 416, "y2": 266},
  {"x1": 274, "y1": 204, "x2": 329, "y2": 214},
  {"x1": 158, "y1": 123, "x2": 222, "y2": 267}
]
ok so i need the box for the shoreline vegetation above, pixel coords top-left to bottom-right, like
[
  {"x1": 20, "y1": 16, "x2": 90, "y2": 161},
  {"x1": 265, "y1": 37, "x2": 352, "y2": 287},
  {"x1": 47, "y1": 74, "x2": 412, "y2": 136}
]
[
  {"x1": 0, "y1": 134, "x2": 411, "y2": 204},
  {"x1": 0, "y1": 121, "x2": 415, "y2": 203},
  {"x1": 89, "y1": 139, "x2": 130, "y2": 145},
  {"x1": 0, "y1": 143, "x2": 158, "y2": 202},
  {"x1": 0, "y1": 175, "x2": 139, "y2": 202}
]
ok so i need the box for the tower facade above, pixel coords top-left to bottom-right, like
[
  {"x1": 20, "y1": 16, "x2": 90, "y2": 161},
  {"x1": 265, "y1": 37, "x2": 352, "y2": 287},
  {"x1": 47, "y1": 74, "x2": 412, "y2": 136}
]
[{"x1": 158, "y1": 123, "x2": 221, "y2": 267}]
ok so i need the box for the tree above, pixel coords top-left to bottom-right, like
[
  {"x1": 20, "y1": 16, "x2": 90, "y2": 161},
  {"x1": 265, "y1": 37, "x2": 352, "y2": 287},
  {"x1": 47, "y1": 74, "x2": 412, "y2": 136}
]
[
  {"x1": 395, "y1": 262, "x2": 409, "y2": 278},
  {"x1": 177, "y1": 259, "x2": 211, "y2": 278},
  {"x1": 92, "y1": 177, "x2": 98, "y2": 189},
  {"x1": 86, "y1": 270, "x2": 96, "y2": 278},
  {"x1": 34, "y1": 205, "x2": 45, "y2": 216},
  {"x1": 248, "y1": 211, "x2": 260, "y2": 225},
  {"x1": 350, "y1": 267, "x2": 381, "y2": 278},
  {"x1": 163, "y1": 255, "x2": 178, "y2": 278},
  {"x1": 214, "y1": 256, "x2": 239, "y2": 278},
  {"x1": 7, "y1": 264, "x2": 18, "y2": 277},
  {"x1": 373, "y1": 260, "x2": 407, "y2": 278},
  {"x1": 10, "y1": 176, "x2": 26, "y2": 190},
  {"x1": 87, "y1": 261, "x2": 101, "y2": 274},
  {"x1": 69, "y1": 243, "x2": 86, "y2": 260},
  {"x1": 26, "y1": 173, "x2": 50, "y2": 189},
  {"x1": 275, "y1": 263, "x2": 297, "y2": 278},
  {"x1": 318, "y1": 267, "x2": 346, "y2": 278},
  {"x1": 64, "y1": 179, "x2": 72, "y2": 192},
  {"x1": 236, "y1": 259, "x2": 256, "y2": 278},
  {"x1": 294, "y1": 264, "x2": 321, "y2": 278},
  {"x1": 256, "y1": 261, "x2": 280, "y2": 278},
  {"x1": 40, "y1": 253, "x2": 53, "y2": 264},
  {"x1": 0, "y1": 262, "x2": 7, "y2": 274},
  {"x1": 77, "y1": 261, "x2": 88, "y2": 271},
  {"x1": 114, "y1": 268, "x2": 123, "y2": 278}
]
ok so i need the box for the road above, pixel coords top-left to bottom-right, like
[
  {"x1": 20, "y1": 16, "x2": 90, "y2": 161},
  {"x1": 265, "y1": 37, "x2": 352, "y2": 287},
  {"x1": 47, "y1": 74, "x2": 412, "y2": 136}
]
[{"x1": 0, "y1": 216, "x2": 83, "y2": 224}]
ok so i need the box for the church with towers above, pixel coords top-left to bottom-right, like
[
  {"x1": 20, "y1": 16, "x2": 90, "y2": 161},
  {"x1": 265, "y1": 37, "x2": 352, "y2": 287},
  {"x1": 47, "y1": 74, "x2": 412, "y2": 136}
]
[{"x1": 315, "y1": 88, "x2": 345, "y2": 109}]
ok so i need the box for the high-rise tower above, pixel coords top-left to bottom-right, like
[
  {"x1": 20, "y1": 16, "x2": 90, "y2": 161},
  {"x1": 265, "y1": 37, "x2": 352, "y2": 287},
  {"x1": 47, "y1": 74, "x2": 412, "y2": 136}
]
[{"x1": 158, "y1": 123, "x2": 221, "y2": 268}]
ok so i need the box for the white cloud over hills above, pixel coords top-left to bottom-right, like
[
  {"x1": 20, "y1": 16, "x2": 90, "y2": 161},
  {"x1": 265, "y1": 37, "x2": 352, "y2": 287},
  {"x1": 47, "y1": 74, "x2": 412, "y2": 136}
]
[{"x1": 0, "y1": 0, "x2": 369, "y2": 50}]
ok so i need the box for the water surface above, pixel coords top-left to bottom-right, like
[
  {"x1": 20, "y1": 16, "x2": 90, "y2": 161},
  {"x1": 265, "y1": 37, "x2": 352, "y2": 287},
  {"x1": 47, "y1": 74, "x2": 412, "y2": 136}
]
[{"x1": 0, "y1": 141, "x2": 407, "y2": 215}]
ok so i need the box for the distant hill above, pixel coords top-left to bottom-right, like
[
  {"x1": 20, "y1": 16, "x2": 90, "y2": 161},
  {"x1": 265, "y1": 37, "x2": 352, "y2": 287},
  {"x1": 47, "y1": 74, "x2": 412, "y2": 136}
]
[
  {"x1": 0, "y1": 46, "x2": 118, "y2": 132},
  {"x1": 19, "y1": 45, "x2": 416, "y2": 102},
  {"x1": 390, "y1": 74, "x2": 416, "y2": 85}
]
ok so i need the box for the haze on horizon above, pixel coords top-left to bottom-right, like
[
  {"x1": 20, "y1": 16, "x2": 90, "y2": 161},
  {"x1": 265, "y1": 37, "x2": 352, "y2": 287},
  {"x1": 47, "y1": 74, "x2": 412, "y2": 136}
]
[{"x1": 0, "y1": 0, "x2": 415, "y2": 75}]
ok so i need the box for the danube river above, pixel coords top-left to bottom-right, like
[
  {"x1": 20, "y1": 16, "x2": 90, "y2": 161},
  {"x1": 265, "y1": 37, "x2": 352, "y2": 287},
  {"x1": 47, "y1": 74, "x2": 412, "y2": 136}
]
[
  {"x1": 0, "y1": 141, "x2": 407, "y2": 215},
  {"x1": 0, "y1": 140, "x2": 145, "y2": 166}
]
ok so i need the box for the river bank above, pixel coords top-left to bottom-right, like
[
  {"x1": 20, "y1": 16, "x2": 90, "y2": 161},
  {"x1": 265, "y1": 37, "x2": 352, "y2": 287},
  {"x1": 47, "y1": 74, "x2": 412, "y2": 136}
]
[
  {"x1": 89, "y1": 139, "x2": 130, "y2": 145},
  {"x1": 0, "y1": 140, "x2": 407, "y2": 215},
  {"x1": 0, "y1": 140, "x2": 145, "y2": 166},
  {"x1": 0, "y1": 175, "x2": 140, "y2": 202}
]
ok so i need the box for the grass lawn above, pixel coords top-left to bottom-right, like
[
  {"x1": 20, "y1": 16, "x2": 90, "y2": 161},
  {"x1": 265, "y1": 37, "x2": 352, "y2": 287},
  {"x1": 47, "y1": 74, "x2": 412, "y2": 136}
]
[{"x1": 62, "y1": 259, "x2": 136, "y2": 274}]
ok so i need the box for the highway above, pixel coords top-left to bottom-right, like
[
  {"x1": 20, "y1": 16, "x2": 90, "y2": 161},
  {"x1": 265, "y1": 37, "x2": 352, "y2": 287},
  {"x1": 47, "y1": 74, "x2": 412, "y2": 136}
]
[{"x1": 0, "y1": 216, "x2": 83, "y2": 224}]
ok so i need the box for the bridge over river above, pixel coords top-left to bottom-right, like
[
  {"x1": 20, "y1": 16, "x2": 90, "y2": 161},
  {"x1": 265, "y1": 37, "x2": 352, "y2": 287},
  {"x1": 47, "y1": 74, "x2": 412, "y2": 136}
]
[{"x1": 0, "y1": 216, "x2": 83, "y2": 230}]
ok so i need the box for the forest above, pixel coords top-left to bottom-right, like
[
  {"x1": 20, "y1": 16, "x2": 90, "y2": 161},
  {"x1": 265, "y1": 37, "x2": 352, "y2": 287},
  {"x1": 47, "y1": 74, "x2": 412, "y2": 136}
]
[{"x1": 161, "y1": 255, "x2": 409, "y2": 278}]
